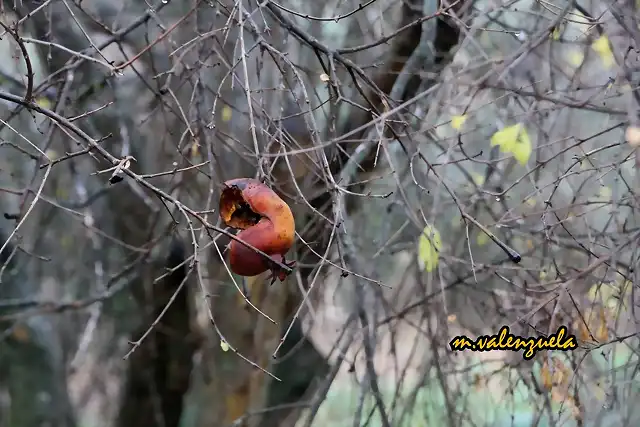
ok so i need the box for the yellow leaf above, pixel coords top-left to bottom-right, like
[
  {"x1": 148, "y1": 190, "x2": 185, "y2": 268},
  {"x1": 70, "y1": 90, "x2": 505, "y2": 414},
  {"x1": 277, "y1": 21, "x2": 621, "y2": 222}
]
[
  {"x1": 472, "y1": 173, "x2": 485, "y2": 186},
  {"x1": 606, "y1": 297, "x2": 619, "y2": 311},
  {"x1": 551, "y1": 26, "x2": 561, "y2": 40},
  {"x1": 418, "y1": 223, "x2": 442, "y2": 272},
  {"x1": 36, "y1": 97, "x2": 52, "y2": 109},
  {"x1": 540, "y1": 356, "x2": 571, "y2": 390},
  {"x1": 511, "y1": 138, "x2": 532, "y2": 166},
  {"x1": 490, "y1": 124, "x2": 519, "y2": 148},
  {"x1": 225, "y1": 389, "x2": 250, "y2": 424},
  {"x1": 593, "y1": 383, "x2": 606, "y2": 402},
  {"x1": 451, "y1": 115, "x2": 467, "y2": 130},
  {"x1": 541, "y1": 361, "x2": 553, "y2": 390},
  {"x1": 575, "y1": 313, "x2": 591, "y2": 343},
  {"x1": 222, "y1": 105, "x2": 232, "y2": 122},
  {"x1": 56, "y1": 186, "x2": 68, "y2": 200},
  {"x1": 11, "y1": 323, "x2": 30, "y2": 343},
  {"x1": 592, "y1": 36, "x2": 615, "y2": 69},
  {"x1": 620, "y1": 279, "x2": 632, "y2": 294},
  {"x1": 476, "y1": 232, "x2": 489, "y2": 246},
  {"x1": 220, "y1": 340, "x2": 230, "y2": 352},
  {"x1": 45, "y1": 149, "x2": 57, "y2": 160},
  {"x1": 539, "y1": 269, "x2": 548, "y2": 280},
  {"x1": 60, "y1": 234, "x2": 72, "y2": 249},
  {"x1": 490, "y1": 123, "x2": 532, "y2": 166},
  {"x1": 575, "y1": 306, "x2": 608, "y2": 343},
  {"x1": 541, "y1": 357, "x2": 570, "y2": 391},
  {"x1": 589, "y1": 282, "x2": 616, "y2": 303},
  {"x1": 567, "y1": 50, "x2": 585, "y2": 67},
  {"x1": 190, "y1": 141, "x2": 200, "y2": 158},
  {"x1": 595, "y1": 307, "x2": 608, "y2": 342},
  {"x1": 593, "y1": 186, "x2": 612, "y2": 202},
  {"x1": 606, "y1": 294, "x2": 622, "y2": 311},
  {"x1": 587, "y1": 283, "x2": 600, "y2": 302}
]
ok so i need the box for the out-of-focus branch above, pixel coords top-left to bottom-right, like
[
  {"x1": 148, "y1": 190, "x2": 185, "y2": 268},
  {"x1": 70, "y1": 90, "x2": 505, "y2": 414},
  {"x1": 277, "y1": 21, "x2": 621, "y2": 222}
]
[
  {"x1": 336, "y1": 0, "x2": 463, "y2": 217},
  {"x1": 0, "y1": 229, "x2": 77, "y2": 427},
  {"x1": 342, "y1": 0, "x2": 425, "y2": 137},
  {"x1": 323, "y1": 2, "x2": 468, "y2": 423}
]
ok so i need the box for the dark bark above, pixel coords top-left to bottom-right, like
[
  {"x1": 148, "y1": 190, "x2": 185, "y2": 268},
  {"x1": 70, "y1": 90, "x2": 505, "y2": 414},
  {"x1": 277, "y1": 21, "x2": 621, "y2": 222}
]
[
  {"x1": 262, "y1": 313, "x2": 330, "y2": 427},
  {"x1": 116, "y1": 237, "x2": 197, "y2": 427},
  {"x1": 339, "y1": 0, "x2": 468, "y2": 176}
]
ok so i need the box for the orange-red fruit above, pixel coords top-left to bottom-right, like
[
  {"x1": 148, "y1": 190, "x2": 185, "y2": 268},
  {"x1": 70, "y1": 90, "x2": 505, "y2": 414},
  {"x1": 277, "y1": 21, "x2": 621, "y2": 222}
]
[{"x1": 219, "y1": 178, "x2": 295, "y2": 283}]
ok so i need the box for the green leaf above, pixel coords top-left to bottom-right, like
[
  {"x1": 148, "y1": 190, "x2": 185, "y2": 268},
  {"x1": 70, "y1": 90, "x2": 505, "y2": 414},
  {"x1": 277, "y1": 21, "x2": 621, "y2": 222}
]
[{"x1": 418, "y1": 224, "x2": 442, "y2": 272}]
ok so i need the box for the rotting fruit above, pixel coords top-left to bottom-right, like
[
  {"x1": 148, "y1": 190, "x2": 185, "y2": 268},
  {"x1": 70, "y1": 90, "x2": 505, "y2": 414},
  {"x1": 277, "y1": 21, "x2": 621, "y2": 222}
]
[{"x1": 219, "y1": 178, "x2": 295, "y2": 285}]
